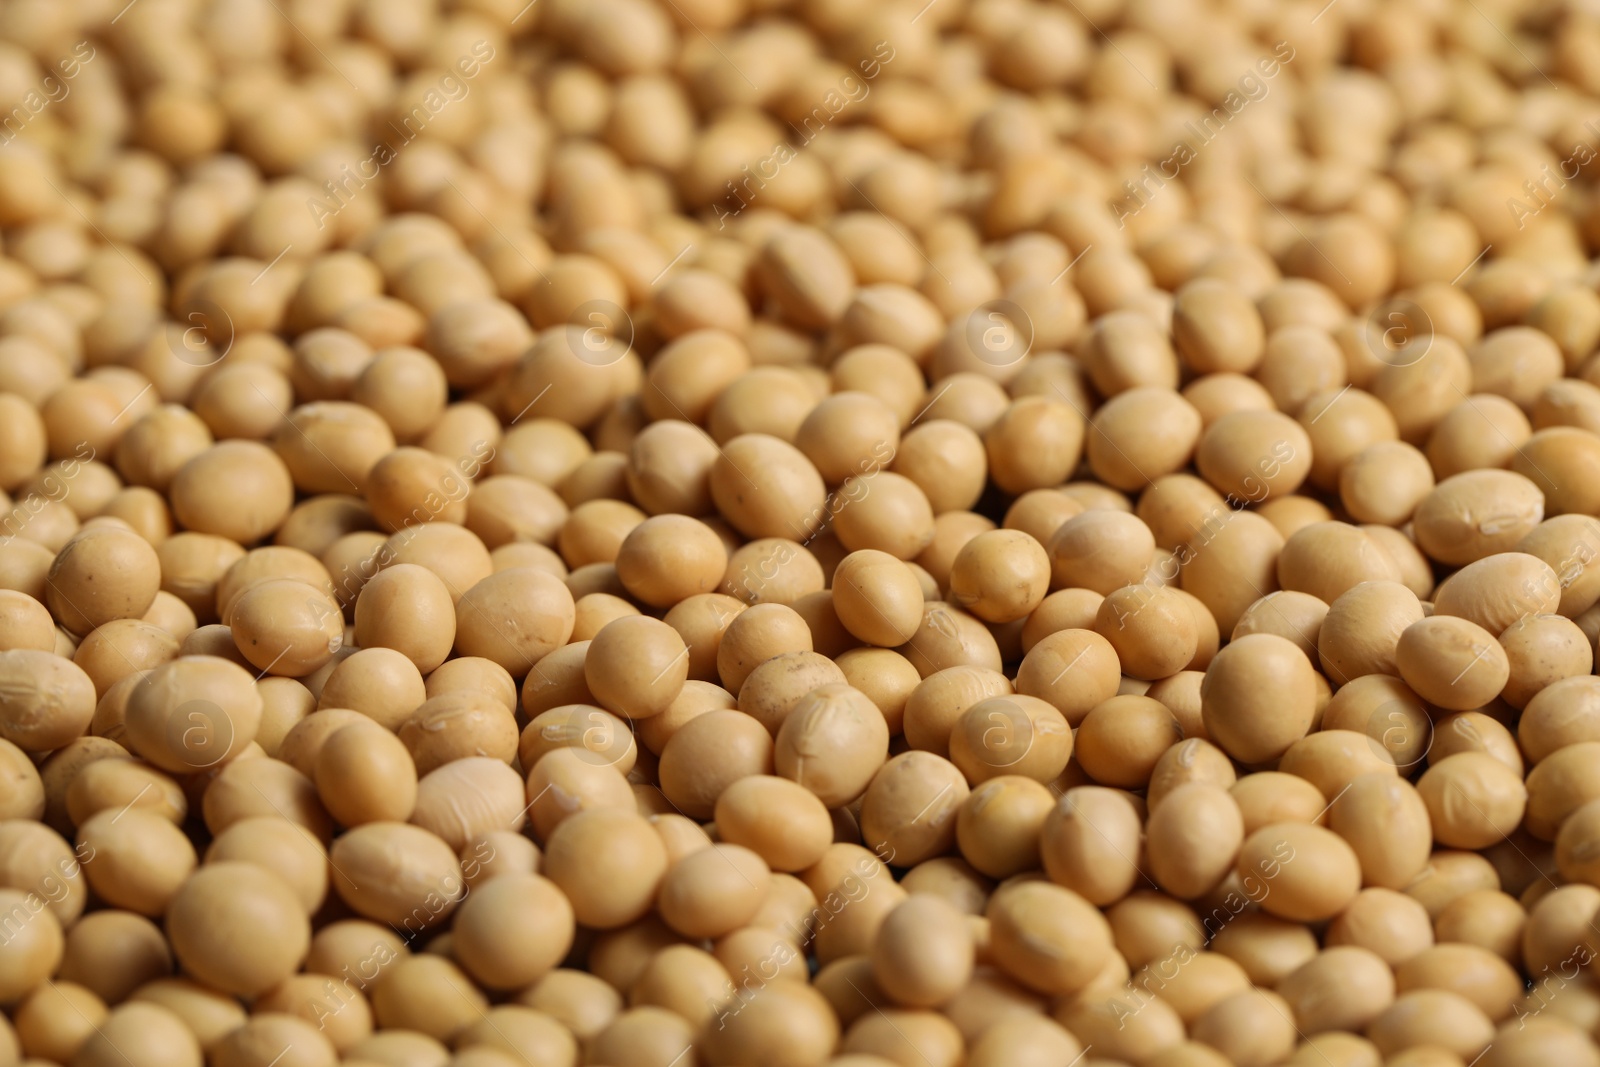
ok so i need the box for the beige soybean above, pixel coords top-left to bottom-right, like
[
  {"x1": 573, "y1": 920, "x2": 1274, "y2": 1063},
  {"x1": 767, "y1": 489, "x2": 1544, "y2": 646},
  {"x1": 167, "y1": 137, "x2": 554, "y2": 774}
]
[
  {"x1": 585, "y1": 615, "x2": 688, "y2": 720},
  {"x1": 1058, "y1": 986, "x2": 1186, "y2": 1063},
  {"x1": 520, "y1": 643, "x2": 598, "y2": 721},
  {"x1": 831, "y1": 549, "x2": 924, "y2": 648},
  {"x1": 1277, "y1": 730, "x2": 1398, "y2": 800},
  {"x1": 454, "y1": 568, "x2": 576, "y2": 677},
  {"x1": 54, "y1": 909, "x2": 170, "y2": 1006},
  {"x1": 1395, "y1": 615, "x2": 1511, "y2": 711},
  {"x1": 711, "y1": 433, "x2": 828, "y2": 542},
  {"x1": 45, "y1": 524, "x2": 161, "y2": 635},
  {"x1": 122, "y1": 655, "x2": 261, "y2": 772},
  {"x1": 1040, "y1": 786, "x2": 1144, "y2": 906},
  {"x1": 1231, "y1": 591, "x2": 1329, "y2": 663},
  {"x1": 314, "y1": 721, "x2": 417, "y2": 827},
  {"x1": 1048, "y1": 509, "x2": 1155, "y2": 594},
  {"x1": 229, "y1": 578, "x2": 344, "y2": 678},
  {"x1": 956, "y1": 775, "x2": 1055, "y2": 879},
  {"x1": 520, "y1": 705, "x2": 636, "y2": 776},
  {"x1": 328, "y1": 821, "x2": 465, "y2": 931},
  {"x1": 1014, "y1": 628, "x2": 1120, "y2": 725},
  {"x1": 716, "y1": 602, "x2": 813, "y2": 695},
  {"x1": 860, "y1": 751, "x2": 970, "y2": 868},
  {"x1": 1418, "y1": 753, "x2": 1528, "y2": 850},
  {"x1": 1236, "y1": 823, "x2": 1361, "y2": 923},
  {"x1": 832, "y1": 471, "x2": 937, "y2": 561},
  {"x1": 869, "y1": 894, "x2": 975, "y2": 1008},
  {"x1": 1145, "y1": 783, "x2": 1245, "y2": 901},
  {"x1": 1431, "y1": 710, "x2": 1526, "y2": 775},
  {"x1": 165, "y1": 863, "x2": 309, "y2": 997},
  {"x1": 948, "y1": 694, "x2": 1072, "y2": 786},
  {"x1": 1087, "y1": 387, "x2": 1203, "y2": 491},
  {"x1": 1021, "y1": 588, "x2": 1104, "y2": 653},
  {"x1": 916, "y1": 510, "x2": 996, "y2": 590},
  {"x1": 1325, "y1": 888, "x2": 1437, "y2": 967},
  {"x1": 1094, "y1": 584, "x2": 1199, "y2": 681},
  {"x1": 201, "y1": 757, "x2": 332, "y2": 842},
  {"x1": 1518, "y1": 514, "x2": 1600, "y2": 617},
  {"x1": 1190, "y1": 988, "x2": 1298, "y2": 1067},
  {"x1": 629, "y1": 944, "x2": 734, "y2": 1028},
  {"x1": 1413, "y1": 470, "x2": 1546, "y2": 565},
  {"x1": 14, "y1": 979, "x2": 107, "y2": 1063},
  {"x1": 541, "y1": 809, "x2": 667, "y2": 930},
  {"x1": 354, "y1": 564, "x2": 456, "y2": 674},
  {"x1": 1276, "y1": 522, "x2": 1402, "y2": 606},
  {"x1": 367, "y1": 954, "x2": 489, "y2": 1040},
  {"x1": 0, "y1": 649, "x2": 97, "y2": 753},
  {"x1": 317, "y1": 647, "x2": 426, "y2": 730},
  {"x1": 169, "y1": 442, "x2": 295, "y2": 546},
  {"x1": 74, "y1": 808, "x2": 195, "y2": 917},
  {"x1": 1195, "y1": 410, "x2": 1312, "y2": 505},
  {"x1": 1321, "y1": 675, "x2": 1432, "y2": 772},
  {"x1": 72, "y1": 1002, "x2": 201, "y2": 1067},
  {"x1": 699, "y1": 980, "x2": 839, "y2": 1067},
  {"x1": 276, "y1": 708, "x2": 372, "y2": 779},
  {"x1": 1327, "y1": 773, "x2": 1433, "y2": 891},
  {"x1": 657, "y1": 843, "x2": 770, "y2": 939},
  {"x1": 382, "y1": 523, "x2": 494, "y2": 604},
  {"x1": 568, "y1": 583, "x2": 648, "y2": 640},
  {"x1": 1317, "y1": 580, "x2": 1425, "y2": 683},
  {"x1": 1404, "y1": 850, "x2": 1505, "y2": 921},
  {"x1": 1433, "y1": 556, "x2": 1555, "y2": 639},
  {"x1": 893, "y1": 420, "x2": 988, "y2": 514},
  {"x1": 1177, "y1": 510, "x2": 1285, "y2": 635},
  {"x1": 984, "y1": 397, "x2": 1085, "y2": 496},
  {"x1": 398, "y1": 691, "x2": 518, "y2": 775},
  {"x1": 662, "y1": 593, "x2": 745, "y2": 684},
  {"x1": 1393, "y1": 943, "x2": 1522, "y2": 1026},
  {"x1": 427, "y1": 656, "x2": 518, "y2": 714},
  {"x1": 658, "y1": 709, "x2": 774, "y2": 819},
  {"x1": 1200, "y1": 634, "x2": 1317, "y2": 764},
  {"x1": 1173, "y1": 279, "x2": 1265, "y2": 374},
  {"x1": 775, "y1": 684, "x2": 889, "y2": 808},
  {"x1": 66, "y1": 758, "x2": 184, "y2": 827},
  {"x1": 1520, "y1": 676, "x2": 1600, "y2": 763},
  {"x1": 1143, "y1": 669, "x2": 1206, "y2": 742},
  {"x1": 613, "y1": 513, "x2": 727, "y2": 608},
  {"x1": 714, "y1": 775, "x2": 833, "y2": 873},
  {"x1": 948, "y1": 529, "x2": 1051, "y2": 624},
  {"x1": 986, "y1": 881, "x2": 1114, "y2": 996},
  {"x1": 1074, "y1": 695, "x2": 1182, "y2": 788},
  {"x1": 1498, "y1": 613, "x2": 1592, "y2": 708},
  {"x1": 1339, "y1": 441, "x2": 1436, "y2": 526},
  {"x1": 1433, "y1": 889, "x2": 1527, "y2": 966}
]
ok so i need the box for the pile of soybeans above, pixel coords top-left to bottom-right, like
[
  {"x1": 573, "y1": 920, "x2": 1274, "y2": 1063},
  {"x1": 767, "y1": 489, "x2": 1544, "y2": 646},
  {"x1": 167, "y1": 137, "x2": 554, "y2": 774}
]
[{"x1": 8, "y1": 0, "x2": 1600, "y2": 1065}]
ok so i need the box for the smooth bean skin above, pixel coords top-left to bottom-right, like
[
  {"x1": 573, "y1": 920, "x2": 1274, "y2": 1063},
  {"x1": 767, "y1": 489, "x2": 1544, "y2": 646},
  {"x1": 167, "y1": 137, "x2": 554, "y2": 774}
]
[
  {"x1": 1041, "y1": 786, "x2": 1143, "y2": 905},
  {"x1": 1235, "y1": 824, "x2": 1361, "y2": 923},
  {"x1": 869, "y1": 894, "x2": 974, "y2": 1008},
  {"x1": 987, "y1": 881, "x2": 1115, "y2": 996},
  {"x1": 1145, "y1": 783, "x2": 1244, "y2": 901},
  {"x1": 165, "y1": 863, "x2": 310, "y2": 997},
  {"x1": 715, "y1": 775, "x2": 833, "y2": 872},
  {"x1": 1395, "y1": 615, "x2": 1510, "y2": 712},
  {"x1": 1201, "y1": 634, "x2": 1317, "y2": 764}
]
